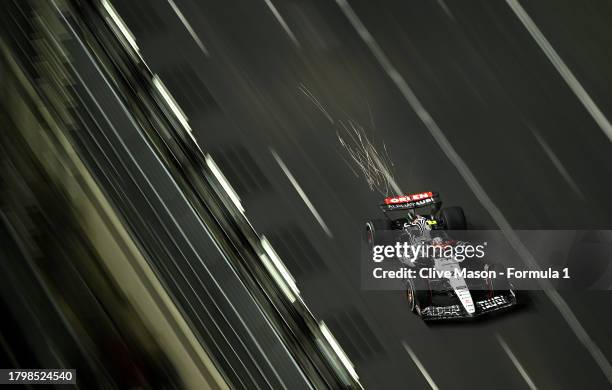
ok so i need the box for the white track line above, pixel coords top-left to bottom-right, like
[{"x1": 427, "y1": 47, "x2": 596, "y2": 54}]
[
  {"x1": 531, "y1": 128, "x2": 585, "y2": 200},
  {"x1": 167, "y1": 0, "x2": 210, "y2": 57},
  {"x1": 263, "y1": 0, "x2": 301, "y2": 48},
  {"x1": 497, "y1": 334, "x2": 538, "y2": 390},
  {"x1": 437, "y1": 0, "x2": 456, "y2": 22},
  {"x1": 271, "y1": 149, "x2": 333, "y2": 238},
  {"x1": 506, "y1": 0, "x2": 612, "y2": 144},
  {"x1": 402, "y1": 342, "x2": 439, "y2": 390},
  {"x1": 335, "y1": 0, "x2": 612, "y2": 384}
]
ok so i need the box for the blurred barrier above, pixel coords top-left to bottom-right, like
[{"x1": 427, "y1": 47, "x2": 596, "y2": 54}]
[
  {"x1": 1, "y1": 0, "x2": 363, "y2": 387},
  {"x1": 0, "y1": 3, "x2": 226, "y2": 389}
]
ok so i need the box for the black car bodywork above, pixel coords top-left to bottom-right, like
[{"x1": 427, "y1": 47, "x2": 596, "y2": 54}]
[{"x1": 366, "y1": 192, "x2": 517, "y2": 320}]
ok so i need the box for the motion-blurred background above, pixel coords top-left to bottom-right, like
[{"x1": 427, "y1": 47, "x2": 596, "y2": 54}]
[{"x1": 2, "y1": 0, "x2": 612, "y2": 389}]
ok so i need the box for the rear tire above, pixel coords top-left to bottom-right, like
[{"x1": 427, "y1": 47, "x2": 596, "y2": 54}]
[
  {"x1": 365, "y1": 219, "x2": 392, "y2": 248},
  {"x1": 441, "y1": 207, "x2": 466, "y2": 230}
]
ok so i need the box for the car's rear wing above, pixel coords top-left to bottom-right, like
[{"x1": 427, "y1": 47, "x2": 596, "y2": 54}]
[{"x1": 379, "y1": 192, "x2": 441, "y2": 212}]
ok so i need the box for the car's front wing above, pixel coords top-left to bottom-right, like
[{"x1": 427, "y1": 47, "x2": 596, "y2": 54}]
[{"x1": 420, "y1": 291, "x2": 517, "y2": 321}]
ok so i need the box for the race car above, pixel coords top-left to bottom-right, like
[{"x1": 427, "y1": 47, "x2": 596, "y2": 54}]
[{"x1": 365, "y1": 191, "x2": 517, "y2": 320}]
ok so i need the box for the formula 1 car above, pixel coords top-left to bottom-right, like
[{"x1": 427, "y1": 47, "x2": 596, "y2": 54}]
[{"x1": 365, "y1": 192, "x2": 517, "y2": 320}]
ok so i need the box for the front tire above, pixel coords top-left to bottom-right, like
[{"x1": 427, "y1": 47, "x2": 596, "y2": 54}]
[{"x1": 406, "y1": 279, "x2": 421, "y2": 314}]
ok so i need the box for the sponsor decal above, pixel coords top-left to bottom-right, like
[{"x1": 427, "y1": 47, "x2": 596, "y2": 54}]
[
  {"x1": 384, "y1": 192, "x2": 433, "y2": 205},
  {"x1": 384, "y1": 197, "x2": 435, "y2": 210}
]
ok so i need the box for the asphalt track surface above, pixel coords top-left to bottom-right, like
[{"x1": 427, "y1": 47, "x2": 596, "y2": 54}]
[{"x1": 112, "y1": 1, "x2": 612, "y2": 388}]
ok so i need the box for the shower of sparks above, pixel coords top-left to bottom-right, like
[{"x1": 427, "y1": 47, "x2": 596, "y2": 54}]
[
  {"x1": 298, "y1": 83, "x2": 401, "y2": 196},
  {"x1": 336, "y1": 119, "x2": 401, "y2": 196}
]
